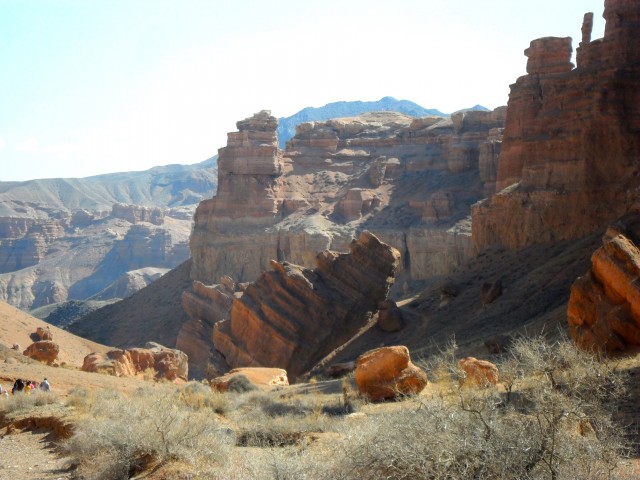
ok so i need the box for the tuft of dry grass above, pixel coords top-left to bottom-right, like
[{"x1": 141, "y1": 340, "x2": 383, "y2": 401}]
[{"x1": 0, "y1": 390, "x2": 57, "y2": 414}]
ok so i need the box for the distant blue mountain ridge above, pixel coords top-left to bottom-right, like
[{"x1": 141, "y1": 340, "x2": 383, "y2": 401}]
[{"x1": 277, "y1": 96, "x2": 488, "y2": 147}]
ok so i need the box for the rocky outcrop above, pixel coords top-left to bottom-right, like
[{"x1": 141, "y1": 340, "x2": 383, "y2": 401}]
[
  {"x1": 458, "y1": 357, "x2": 499, "y2": 386},
  {"x1": 81, "y1": 342, "x2": 188, "y2": 381},
  {"x1": 111, "y1": 203, "x2": 165, "y2": 225},
  {"x1": 213, "y1": 231, "x2": 400, "y2": 379},
  {"x1": 0, "y1": 217, "x2": 65, "y2": 273},
  {"x1": 0, "y1": 159, "x2": 216, "y2": 311},
  {"x1": 23, "y1": 341, "x2": 59, "y2": 365},
  {"x1": 354, "y1": 346, "x2": 428, "y2": 401},
  {"x1": 35, "y1": 326, "x2": 53, "y2": 341},
  {"x1": 568, "y1": 221, "x2": 640, "y2": 352},
  {"x1": 190, "y1": 107, "x2": 505, "y2": 289},
  {"x1": 211, "y1": 367, "x2": 289, "y2": 392},
  {"x1": 473, "y1": 0, "x2": 640, "y2": 252}
]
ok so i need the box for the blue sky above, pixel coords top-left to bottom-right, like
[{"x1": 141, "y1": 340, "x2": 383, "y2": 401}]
[{"x1": 0, "y1": 0, "x2": 606, "y2": 181}]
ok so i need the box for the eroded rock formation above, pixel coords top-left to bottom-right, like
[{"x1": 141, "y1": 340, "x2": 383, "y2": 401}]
[
  {"x1": 81, "y1": 342, "x2": 188, "y2": 382},
  {"x1": 23, "y1": 341, "x2": 59, "y2": 365},
  {"x1": 473, "y1": 0, "x2": 640, "y2": 252},
  {"x1": 190, "y1": 108, "x2": 506, "y2": 289},
  {"x1": 212, "y1": 231, "x2": 400, "y2": 379},
  {"x1": 568, "y1": 220, "x2": 640, "y2": 352}
]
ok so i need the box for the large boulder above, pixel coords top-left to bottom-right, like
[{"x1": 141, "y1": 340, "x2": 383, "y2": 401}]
[
  {"x1": 354, "y1": 346, "x2": 428, "y2": 401},
  {"x1": 211, "y1": 368, "x2": 289, "y2": 392},
  {"x1": 458, "y1": 357, "x2": 499, "y2": 386},
  {"x1": 23, "y1": 341, "x2": 59, "y2": 365},
  {"x1": 568, "y1": 223, "x2": 640, "y2": 352}
]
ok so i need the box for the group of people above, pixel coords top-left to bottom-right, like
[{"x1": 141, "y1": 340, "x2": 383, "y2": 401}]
[{"x1": 0, "y1": 378, "x2": 51, "y2": 396}]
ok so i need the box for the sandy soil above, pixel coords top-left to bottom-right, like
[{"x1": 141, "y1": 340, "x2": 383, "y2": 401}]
[{"x1": 0, "y1": 301, "x2": 110, "y2": 368}]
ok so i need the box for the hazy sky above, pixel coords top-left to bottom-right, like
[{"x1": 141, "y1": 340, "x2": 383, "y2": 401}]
[{"x1": 1, "y1": 0, "x2": 606, "y2": 181}]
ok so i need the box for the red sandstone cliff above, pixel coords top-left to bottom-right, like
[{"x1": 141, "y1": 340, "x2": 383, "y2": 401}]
[{"x1": 472, "y1": 0, "x2": 640, "y2": 252}]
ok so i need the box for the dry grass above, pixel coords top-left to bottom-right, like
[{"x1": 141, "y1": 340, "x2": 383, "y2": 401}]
[
  {"x1": 55, "y1": 337, "x2": 634, "y2": 479},
  {"x1": 0, "y1": 389, "x2": 58, "y2": 414}
]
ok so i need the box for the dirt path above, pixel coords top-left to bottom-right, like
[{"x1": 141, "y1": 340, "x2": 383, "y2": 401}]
[{"x1": 0, "y1": 429, "x2": 72, "y2": 480}]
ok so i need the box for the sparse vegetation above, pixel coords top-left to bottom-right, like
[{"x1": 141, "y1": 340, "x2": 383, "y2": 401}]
[
  {"x1": 0, "y1": 390, "x2": 57, "y2": 414},
  {"x1": 52, "y1": 337, "x2": 633, "y2": 479}
]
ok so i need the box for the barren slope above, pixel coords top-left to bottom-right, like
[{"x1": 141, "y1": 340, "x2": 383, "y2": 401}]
[{"x1": 0, "y1": 301, "x2": 110, "y2": 367}]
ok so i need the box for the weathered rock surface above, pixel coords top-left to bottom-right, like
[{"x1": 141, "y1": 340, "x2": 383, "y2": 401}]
[
  {"x1": 81, "y1": 342, "x2": 188, "y2": 381},
  {"x1": 473, "y1": 0, "x2": 640, "y2": 252},
  {"x1": 211, "y1": 367, "x2": 289, "y2": 392},
  {"x1": 568, "y1": 220, "x2": 640, "y2": 352},
  {"x1": 111, "y1": 203, "x2": 165, "y2": 225},
  {"x1": 354, "y1": 345, "x2": 428, "y2": 401},
  {"x1": 190, "y1": 108, "x2": 506, "y2": 289},
  {"x1": 0, "y1": 158, "x2": 217, "y2": 310},
  {"x1": 23, "y1": 341, "x2": 59, "y2": 365},
  {"x1": 458, "y1": 357, "x2": 499, "y2": 386},
  {"x1": 213, "y1": 231, "x2": 400, "y2": 379}
]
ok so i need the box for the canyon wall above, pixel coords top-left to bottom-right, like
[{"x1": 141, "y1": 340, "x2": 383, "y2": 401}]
[
  {"x1": 472, "y1": 0, "x2": 640, "y2": 252},
  {"x1": 184, "y1": 107, "x2": 505, "y2": 374},
  {"x1": 190, "y1": 108, "x2": 506, "y2": 287}
]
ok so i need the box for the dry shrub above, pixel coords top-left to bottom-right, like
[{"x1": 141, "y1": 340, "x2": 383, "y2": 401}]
[
  {"x1": 63, "y1": 386, "x2": 233, "y2": 479},
  {"x1": 0, "y1": 389, "x2": 57, "y2": 414},
  {"x1": 179, "y1": 380, "x2": 229, "y2": 414},
  {"x1": 327, "y1": 336, "x2": 630, "y2": 480}
]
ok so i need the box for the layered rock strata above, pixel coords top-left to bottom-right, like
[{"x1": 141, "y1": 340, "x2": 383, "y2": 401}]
[
  {"x1": 568, "y1": 220, "x2": 640, "y2": 352},
  {"x1": 190, "y1": 108, "x2": 506, "y2": 287},
  {"x1": 473, "y1": 0, "x2": 640, "y2": 251},
  {"x1": 213, "y1": 232, "x2": 400, "y2": 379}
]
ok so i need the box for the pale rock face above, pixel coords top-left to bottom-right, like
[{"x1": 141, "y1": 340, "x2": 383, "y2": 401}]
[
  {"x1": 190, "y1": 108, "x2": 506, "y2": 287},
  {"x1": 472, "y1": 0, "x2": 640, "y2": 252}
]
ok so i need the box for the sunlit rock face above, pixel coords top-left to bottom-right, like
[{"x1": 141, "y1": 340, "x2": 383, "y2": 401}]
[{"x1": 472, "y1": 0, "x2": 640, "y2": 252}]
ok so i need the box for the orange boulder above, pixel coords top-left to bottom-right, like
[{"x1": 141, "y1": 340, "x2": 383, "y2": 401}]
[
  {"x1": 354, "y1": 346, "x2": 428, "y2": 401},
  {"x1": 568, "y1": 224, "x2": 640, "y2": 352},
  {"x1": 23, "y1": 341, "x2": 59, "y2": 365},
  {"x1": 458, "y1": 357, "x2": 499, "y2": 386}
]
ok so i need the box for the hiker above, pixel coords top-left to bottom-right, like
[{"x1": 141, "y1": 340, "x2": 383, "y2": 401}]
[
  {"x1": 12, "y1": 378, "x2": 24, "y2": 394},
  {"x1": 24, "y1": 382, "x2": 32, "y2": 394},
  {"x1": 39, "y1": 378, "x2": 51, "y2": 392}
]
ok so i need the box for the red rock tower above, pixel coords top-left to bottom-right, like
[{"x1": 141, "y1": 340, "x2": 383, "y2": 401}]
[{"x1": 472, "y1": 0, "x2": 640, "y2": 251}]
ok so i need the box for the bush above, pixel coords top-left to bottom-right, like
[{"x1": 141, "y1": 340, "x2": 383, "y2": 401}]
[
  {"x1": 63, "y1": 387, "x2": 233, "y2": 479},
  {"x1": 0, "y1": 390, "x2": 57, "y2": 414}
]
